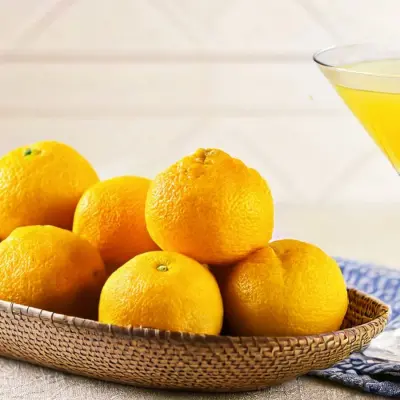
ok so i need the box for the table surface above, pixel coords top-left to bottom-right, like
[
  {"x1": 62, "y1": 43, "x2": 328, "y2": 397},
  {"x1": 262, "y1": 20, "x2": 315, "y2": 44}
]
[{"x1": 1, "y1": 204, "x2": 399, "y2": 400}]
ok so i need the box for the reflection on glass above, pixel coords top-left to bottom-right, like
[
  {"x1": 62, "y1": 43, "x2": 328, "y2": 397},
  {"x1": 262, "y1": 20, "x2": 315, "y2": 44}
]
[{"x1": 314, "y1": 44, "x2": 400, "y2": 173}]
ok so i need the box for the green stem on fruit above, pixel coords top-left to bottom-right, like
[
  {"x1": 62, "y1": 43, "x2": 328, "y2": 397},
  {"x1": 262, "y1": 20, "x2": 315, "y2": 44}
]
[{"x1": 24, "y1": 148, "x2": 41, "y2": 157}]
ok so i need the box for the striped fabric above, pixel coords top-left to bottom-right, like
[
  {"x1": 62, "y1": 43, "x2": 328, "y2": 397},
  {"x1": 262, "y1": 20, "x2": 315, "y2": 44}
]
[{"x1": 309, "y1": 258, "x2": 400, "y2": 397}]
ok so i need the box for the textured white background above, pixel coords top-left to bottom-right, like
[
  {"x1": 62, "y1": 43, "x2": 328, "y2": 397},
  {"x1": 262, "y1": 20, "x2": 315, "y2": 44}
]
[{"x1": 1, "y1": 0, "x2": 400, "y2": 204}]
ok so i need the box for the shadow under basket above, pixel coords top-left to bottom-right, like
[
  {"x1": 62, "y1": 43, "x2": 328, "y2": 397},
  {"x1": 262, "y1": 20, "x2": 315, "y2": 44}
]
[{"x1": 0, "y1": 289, "x2": 390, "y2": 393}]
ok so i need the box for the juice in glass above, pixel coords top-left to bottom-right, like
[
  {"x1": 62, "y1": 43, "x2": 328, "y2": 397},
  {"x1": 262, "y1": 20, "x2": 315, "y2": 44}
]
[{"x1": 332, "y1": 59, "x2": 400, "y2": 171}]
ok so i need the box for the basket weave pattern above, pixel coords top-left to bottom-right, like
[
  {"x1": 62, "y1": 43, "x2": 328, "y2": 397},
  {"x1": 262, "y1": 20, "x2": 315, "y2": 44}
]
[{"x1": 0, "y1": 289, "x2": 389, "y2": 392}]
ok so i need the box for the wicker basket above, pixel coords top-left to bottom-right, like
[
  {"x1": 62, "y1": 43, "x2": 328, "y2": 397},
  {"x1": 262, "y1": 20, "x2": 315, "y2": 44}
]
[{"x1": 0, "y1": 288, "x2": 389, "y2": 392}]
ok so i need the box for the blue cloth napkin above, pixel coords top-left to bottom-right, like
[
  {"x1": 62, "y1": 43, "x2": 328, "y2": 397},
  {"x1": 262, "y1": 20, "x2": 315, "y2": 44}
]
[{"x1": 308, "y1": 257, "x2": 400, "y2": 397}]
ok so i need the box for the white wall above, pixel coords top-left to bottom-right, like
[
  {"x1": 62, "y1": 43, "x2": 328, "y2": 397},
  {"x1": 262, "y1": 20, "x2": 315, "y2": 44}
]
[{"x1": 1, "y1": 0, "x2": 400, "y2": 204}]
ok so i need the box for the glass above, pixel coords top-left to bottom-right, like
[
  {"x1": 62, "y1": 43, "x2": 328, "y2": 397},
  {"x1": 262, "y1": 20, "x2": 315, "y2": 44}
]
[{"x1": 313, "y1": 43, "x2": 400, "y2": 173}]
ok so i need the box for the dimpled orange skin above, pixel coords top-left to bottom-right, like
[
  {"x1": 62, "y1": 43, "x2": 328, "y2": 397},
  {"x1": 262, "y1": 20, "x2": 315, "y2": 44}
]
[
  {"x1": 0, "y1": 141, "x2": 99, "y2": 240},
  {"x1": 99, "y1": 251, "x2": 224, "y2": 335},
  {"x1": 223, "y1": 239, "x2": 349, "y2": 337},
  {"x1": 145, "y1": 148, "x2": 274, "y2": 265},
  {"x1": 0, "y1": 225, "x2": 107, "y2": 319},
  {"x1": 73, "y1": 176, "x2": 159, "y2": 274}
]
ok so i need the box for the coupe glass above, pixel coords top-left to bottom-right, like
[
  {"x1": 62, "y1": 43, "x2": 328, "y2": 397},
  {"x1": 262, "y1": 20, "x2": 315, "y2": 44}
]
[{"x1": 313, "y1": 43, "x2": 400, "y2": 173}]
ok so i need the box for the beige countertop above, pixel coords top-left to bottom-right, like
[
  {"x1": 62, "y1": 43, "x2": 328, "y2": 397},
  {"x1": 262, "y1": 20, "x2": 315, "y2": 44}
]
[{"x1": 1, "y1": 204, "x2": 398, "y2": 399}]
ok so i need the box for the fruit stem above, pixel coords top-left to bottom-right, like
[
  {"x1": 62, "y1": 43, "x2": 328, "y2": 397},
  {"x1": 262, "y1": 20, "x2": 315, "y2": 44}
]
[
  {"x1": 157, "y1": 265, "x2": 169, "y2": 272},
  {"x1": 24, "y1": 148, "x2": 41, "y2": 157}
]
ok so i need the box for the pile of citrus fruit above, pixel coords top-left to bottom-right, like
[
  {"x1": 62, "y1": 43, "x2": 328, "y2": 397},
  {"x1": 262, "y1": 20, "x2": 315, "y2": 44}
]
[{"x1": 0, "y1": 141, "x2": 349, "y2": 336}]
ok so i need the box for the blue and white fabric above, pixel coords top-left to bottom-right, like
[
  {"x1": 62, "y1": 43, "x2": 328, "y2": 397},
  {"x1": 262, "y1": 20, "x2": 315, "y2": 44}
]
[{"x1": 309, "y1": 257, "x2": 400, "y2": 397}]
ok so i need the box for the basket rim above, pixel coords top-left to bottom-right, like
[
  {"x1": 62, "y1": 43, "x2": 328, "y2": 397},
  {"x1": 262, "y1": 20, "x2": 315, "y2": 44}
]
[{"x1": 0, "y1": 288, "x2": 390, "y2": 345}]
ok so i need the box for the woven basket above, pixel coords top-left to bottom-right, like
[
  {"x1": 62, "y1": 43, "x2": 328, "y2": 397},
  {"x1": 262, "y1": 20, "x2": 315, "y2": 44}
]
[{"x1": 0, "y1": 288, "x2": 389, "y2": 392}]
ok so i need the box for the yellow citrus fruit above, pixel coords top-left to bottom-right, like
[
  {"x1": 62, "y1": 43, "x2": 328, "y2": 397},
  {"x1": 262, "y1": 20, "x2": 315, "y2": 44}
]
[
  {"x1": 99, "y1": 251, "x2": 224, "y2": 335},
  {"x1": 73, "y1": 176, "x2": 158, "y2": 274},
  {"x1": 0, "y1": 225, "x2": 106, "y2": 319},
  {"x1": 145, "y1": 148, "x2": 274, "y2": 265},
  {"x1": 0, "y1": 141, "x2": 99, "y2": 240},
  {"x1": 223, "y1": 239, "x2": 349, "y2": 336}
]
